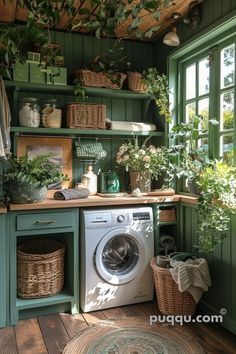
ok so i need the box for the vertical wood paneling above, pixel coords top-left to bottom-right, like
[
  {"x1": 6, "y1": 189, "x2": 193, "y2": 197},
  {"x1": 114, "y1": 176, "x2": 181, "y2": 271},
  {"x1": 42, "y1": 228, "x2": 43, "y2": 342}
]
[{"x1": 181, "y1": 204, "x2": 236, "y2": 333}]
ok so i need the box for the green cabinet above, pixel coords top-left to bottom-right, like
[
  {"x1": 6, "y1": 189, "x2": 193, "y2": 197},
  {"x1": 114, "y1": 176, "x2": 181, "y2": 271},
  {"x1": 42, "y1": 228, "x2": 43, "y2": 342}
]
[
  {"x1": 9, "y1": 208, "x2": 79, "y2": 325},
  {"x1": 0, "y1": 213, "x2": 8, "y2": 328},
  {"x1": 180, "y1": 202, "x2": 236, "y2": 335}
]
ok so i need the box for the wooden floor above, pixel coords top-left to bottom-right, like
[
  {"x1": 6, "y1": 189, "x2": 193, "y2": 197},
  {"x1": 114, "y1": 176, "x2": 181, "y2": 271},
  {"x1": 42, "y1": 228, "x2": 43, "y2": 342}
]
[{"x1": 0, "y1": 302, "x2": 236, "y2": 354}]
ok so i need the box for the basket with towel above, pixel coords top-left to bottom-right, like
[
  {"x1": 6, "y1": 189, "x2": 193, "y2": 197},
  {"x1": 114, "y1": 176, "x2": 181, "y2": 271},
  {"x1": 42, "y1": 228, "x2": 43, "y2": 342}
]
[{"x1": 150, "y1": 254, "x2": 211, "y2": 315}]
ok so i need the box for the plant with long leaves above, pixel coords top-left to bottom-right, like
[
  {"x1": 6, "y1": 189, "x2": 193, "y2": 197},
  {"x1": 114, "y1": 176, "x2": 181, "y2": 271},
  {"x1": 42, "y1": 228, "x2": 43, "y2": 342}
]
[
  {"x1": 197, "y1": 161, "x2": 236, "y2": 253},
  {"x1": 142, "y1": 67, "x2": 171, "y2": 123}
]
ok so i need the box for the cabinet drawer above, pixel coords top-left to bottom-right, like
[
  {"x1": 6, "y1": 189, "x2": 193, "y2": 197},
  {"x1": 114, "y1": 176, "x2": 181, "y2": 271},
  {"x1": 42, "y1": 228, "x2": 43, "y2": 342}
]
[{"x1": 16, "y1": 211, "x2": 74, "y2": 231}]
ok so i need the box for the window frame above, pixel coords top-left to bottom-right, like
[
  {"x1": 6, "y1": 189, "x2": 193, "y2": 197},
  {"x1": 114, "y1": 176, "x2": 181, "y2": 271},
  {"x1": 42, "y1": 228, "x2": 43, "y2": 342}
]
[{"x1": 168, "y1": 12, "x2": 236, "y2": 193}]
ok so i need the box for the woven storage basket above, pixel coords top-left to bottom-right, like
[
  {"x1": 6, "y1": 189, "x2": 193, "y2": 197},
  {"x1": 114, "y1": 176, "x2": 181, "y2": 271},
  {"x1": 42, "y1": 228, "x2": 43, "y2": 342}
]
[
  {"x1": 66, "y1": 103, "x2": 106, "y2": 129},
  {"x1": 17, "y1": 239, "x2": 65, "y2": 299},
  {"x1": 150, "y1": 258, "x2": 196, "y2": 315},
  {"x1": 159, "y1": 208, "x2": 176, "y2": 222},
  {"x1": 127, "y1": 72, "x2": 147, "y2": 93},
  {"x1": 77, "y1": 69, "x2": 126, "y2": 89}
]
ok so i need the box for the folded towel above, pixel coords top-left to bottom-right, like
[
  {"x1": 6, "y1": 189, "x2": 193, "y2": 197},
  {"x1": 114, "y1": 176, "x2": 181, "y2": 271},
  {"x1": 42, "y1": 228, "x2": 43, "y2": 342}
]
[
  {"x1": 169, "y1": 258, "x2": 211, "y2": 303},
  {"x1": 107, "y1": 119, "x2": 156, "y2": 132},
  {"x1": 54, "y1": 188, "x2": 90, "y2": 200}
]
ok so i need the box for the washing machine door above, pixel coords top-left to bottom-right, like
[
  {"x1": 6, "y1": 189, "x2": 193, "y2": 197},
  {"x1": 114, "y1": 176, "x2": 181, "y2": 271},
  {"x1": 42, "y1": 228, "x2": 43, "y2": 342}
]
[{"x1": 95, "y1": 228, "x2": 146, "y2": 285}]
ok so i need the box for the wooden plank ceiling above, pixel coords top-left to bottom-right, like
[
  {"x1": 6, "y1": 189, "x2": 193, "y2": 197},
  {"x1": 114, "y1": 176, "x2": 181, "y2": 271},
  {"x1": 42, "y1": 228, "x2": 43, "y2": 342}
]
[{"x1": 0, "y1": 0, "x2": 202, "y2": 41}]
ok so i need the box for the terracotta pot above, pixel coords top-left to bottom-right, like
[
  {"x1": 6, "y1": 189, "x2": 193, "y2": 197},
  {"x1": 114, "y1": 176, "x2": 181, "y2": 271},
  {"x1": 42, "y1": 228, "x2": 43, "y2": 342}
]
[{"x1": 129, "y1": 171, "x2": 151, "y2": 194}]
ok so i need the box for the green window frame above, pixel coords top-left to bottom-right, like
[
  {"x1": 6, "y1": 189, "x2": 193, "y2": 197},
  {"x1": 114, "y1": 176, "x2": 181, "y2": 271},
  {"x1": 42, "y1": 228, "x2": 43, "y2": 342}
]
[{"x1": 169, "y1": 14, "x2": 236, "y2": 193}]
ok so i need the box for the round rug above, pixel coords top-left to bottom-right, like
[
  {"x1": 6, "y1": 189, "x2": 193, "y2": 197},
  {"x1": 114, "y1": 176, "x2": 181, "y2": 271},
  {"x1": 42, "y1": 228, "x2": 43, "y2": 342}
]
[{"x1": 62, "y1": 318, "x2": 204, "y2": 354}]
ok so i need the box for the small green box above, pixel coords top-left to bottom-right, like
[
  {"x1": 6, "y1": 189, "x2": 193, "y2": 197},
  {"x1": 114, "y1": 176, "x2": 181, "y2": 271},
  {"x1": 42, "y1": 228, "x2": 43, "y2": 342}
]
[
  {"x1": 13, "y1": 62, "x2": 29, "y2": 82},
  {"x1": 46, "y1": 67, "x2": 67, "y2": 85},
  {"x1": 29, "y1": 63, "x2": 46, "y2": 84}
]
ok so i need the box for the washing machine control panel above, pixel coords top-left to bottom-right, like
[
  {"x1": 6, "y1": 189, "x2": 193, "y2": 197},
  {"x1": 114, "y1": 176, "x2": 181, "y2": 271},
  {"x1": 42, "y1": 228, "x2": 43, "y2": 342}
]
[{"x1": 132, "y1": 212, "x2": 151, "y2": 221}]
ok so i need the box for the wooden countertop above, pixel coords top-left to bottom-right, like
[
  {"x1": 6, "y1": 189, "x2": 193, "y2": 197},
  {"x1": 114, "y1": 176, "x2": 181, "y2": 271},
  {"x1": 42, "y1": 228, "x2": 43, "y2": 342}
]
[
  {"x1": 9, "y1": 194, "x2": 198, "y2": 211},
  {"x1": 0, "y1": 206, "x2": 7, "y2": 214}
]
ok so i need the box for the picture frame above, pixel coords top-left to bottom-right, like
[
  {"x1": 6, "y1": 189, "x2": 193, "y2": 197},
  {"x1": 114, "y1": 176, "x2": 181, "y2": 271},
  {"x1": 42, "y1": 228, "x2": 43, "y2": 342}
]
[{"x1": 16, "y1": 136, "x2": 73, "y2": 189}]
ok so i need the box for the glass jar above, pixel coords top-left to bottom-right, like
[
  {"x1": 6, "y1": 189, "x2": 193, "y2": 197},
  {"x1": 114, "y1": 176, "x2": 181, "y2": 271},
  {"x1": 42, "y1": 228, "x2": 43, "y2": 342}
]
[{"x1": 19, "y1": 97, "x2": 40, "y2": 128}]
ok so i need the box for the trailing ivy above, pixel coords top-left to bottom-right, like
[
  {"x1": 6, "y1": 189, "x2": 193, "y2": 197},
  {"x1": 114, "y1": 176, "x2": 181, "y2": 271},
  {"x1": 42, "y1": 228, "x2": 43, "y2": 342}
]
[{"x1": 197, "y1": 161, "x2": 236, "y2": 253}]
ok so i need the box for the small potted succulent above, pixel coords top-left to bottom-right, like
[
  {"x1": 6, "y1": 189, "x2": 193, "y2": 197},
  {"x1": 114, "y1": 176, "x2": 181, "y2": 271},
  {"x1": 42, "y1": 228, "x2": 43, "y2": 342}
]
[{"x1": 3, "y1": 153, "x2": 68, "y2": 204}]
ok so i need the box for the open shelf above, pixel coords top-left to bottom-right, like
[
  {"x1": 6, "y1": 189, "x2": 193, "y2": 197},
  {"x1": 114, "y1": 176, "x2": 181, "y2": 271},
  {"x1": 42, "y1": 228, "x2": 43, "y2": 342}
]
[
  {"x1": 10, "y1": 126, "x2": 164, "y2": 137},
  {"x1": 5, "y1": 80, "x2": 152, "y2": 100},
  {"x1": 159, "y1": 221, "x2": 178, "y2": 226},
  {"x1": 16, "y1": 290, "x2": 73, "y2": 310}
]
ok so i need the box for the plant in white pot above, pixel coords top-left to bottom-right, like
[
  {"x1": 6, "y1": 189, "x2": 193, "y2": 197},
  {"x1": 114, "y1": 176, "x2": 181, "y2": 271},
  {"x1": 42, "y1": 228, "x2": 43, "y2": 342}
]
[{"x1": 3, "y1": 153, "x2": 68, "y2": 204}]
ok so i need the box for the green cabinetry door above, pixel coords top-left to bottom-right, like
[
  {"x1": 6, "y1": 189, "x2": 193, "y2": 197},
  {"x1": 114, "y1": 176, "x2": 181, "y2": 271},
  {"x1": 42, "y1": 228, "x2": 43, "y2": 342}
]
[
  {"x1": 9, "y1": 208, "x2": 79, "y2": 325},
  {"x1": 180, "y1": 202, "x2": 236, "y2": 335},
  {"x1": 0, "y1": 213, "x2": 8, "y2": 328}
]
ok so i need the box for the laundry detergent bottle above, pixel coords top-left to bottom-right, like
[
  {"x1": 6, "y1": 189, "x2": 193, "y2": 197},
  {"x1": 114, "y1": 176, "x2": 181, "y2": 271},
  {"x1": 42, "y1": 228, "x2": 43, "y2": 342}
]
[{"x1": 81, "y1": 165, "x2": 97, "y2": 195}]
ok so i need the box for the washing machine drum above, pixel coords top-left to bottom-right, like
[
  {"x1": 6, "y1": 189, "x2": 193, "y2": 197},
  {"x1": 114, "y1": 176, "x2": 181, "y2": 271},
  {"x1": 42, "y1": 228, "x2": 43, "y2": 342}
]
[{"x1": 95, "y1": 228, "x2": 146, "y2": 285}]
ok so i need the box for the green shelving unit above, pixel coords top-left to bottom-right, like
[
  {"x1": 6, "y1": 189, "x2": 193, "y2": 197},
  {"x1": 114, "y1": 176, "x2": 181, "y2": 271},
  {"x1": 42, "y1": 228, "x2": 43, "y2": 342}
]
[{"x1": 5, "y1": 80, "x2": 152, "y2": 99}]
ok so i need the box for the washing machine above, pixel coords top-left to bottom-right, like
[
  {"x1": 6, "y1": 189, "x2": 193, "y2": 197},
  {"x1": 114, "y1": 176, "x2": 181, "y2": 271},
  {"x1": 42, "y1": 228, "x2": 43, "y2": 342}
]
[{"x1": 80, "y1": 206, "x2": 154, "y2": 312}]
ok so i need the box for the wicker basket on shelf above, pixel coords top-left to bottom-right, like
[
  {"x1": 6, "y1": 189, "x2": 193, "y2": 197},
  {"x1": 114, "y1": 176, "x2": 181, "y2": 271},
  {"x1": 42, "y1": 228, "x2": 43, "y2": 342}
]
[
  {"x1": 150, "y1": 257, "x2": 196, "y2": 315},
  {"x1": 17, "y1": 239, "x2": 65, "y2": 299},
  {"x1": 159, "y1": 208, "x2": 176, "y2": 222},
  {"x1": 75, "y1": 69, "x2": 126, "y2": 89},
  {"x1": 127, "y1": 72, "x2": 147, "y2": 93},
  {"x1": 66, "y1": 103, "x2": 106, "y2": 129}
]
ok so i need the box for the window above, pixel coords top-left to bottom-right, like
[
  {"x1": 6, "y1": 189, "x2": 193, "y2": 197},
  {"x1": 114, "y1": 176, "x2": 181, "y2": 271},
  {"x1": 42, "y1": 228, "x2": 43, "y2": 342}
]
[{"x1": 174, "y1": 36, "x2": 236, "y2": 191}]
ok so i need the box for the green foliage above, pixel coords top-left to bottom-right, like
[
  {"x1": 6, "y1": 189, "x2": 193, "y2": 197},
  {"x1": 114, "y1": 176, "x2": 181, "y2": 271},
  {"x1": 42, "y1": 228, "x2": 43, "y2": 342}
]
[
  {"x1": 142, "y1": 68, "x2": 171, "y2": 123},
  {"x1": 197, "y1": 161, "x2": 236, "y2": 253},
  {"x1": 72, "y1": 0, "x2": 173, "y2": 39},
  {"x1": 3, "y1": 153, "x2": 68, "y2": 190},
  {"x1": 92, "y1": 40, "x2": 131, "y2": 74}
]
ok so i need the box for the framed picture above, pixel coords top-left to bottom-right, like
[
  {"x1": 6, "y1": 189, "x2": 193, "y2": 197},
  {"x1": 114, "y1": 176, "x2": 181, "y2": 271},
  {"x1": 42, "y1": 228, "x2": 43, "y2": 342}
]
[{"x1": 16, "y1": 136, "x2": 73, "y2": 189}]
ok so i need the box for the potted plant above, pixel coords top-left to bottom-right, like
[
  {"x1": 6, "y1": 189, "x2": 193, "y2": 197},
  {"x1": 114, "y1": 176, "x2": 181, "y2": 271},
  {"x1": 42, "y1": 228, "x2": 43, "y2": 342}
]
[
  {"x1": 196, "y1": 161, "x2": 236, "y2": 253},
  {"x1": 3, "y1": 153, "x2": 68, "y2": 204},
  {"x1": 170, "y1": 115, "x2": 218, "y2": 193},
  {"x1": 116, "y1": 138, "x2": 169, "y2": 193},
  {"x1": 75, "y1": 40, "x2": 130, "y2": 90},
  {"x1": 127, "y1": 68, "x2": 171, "y2": 123}
]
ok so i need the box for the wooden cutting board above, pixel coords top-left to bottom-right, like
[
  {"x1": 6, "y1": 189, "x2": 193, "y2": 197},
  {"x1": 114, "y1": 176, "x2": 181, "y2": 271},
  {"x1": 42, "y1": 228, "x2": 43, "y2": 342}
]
[{"x1": 147, "y1": 188, "x2": 175, "y2": 196}]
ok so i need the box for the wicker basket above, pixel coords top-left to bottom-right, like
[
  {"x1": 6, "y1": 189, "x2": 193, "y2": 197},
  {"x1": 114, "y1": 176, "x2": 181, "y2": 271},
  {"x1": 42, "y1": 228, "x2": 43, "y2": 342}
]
[
  {"x1": 76, "y1": 69, "x2": 126, "y2": 89},
  {"x1": 127, "y1": 72, "x2": 147, "y2": 93},
  {"x1": 66, "y1": 103, "x2": 106, "y2": 129},
  {"x1": 150, "y1": 258, "x2": 196, "y2": 315},
  {"x1": 159, "y1": 208, "x2": 176, "y2": 222},
  {"x1": 17, "y1": 239, "x2": 65, "y2": 299}
]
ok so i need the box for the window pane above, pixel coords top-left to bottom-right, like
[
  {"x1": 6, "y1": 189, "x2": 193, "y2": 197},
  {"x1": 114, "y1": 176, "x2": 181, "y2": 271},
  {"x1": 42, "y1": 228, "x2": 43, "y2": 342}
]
[
  {"x1": 198, "y1": 98, "x2": 209, "y2": 131},
  {"x1": 199, "y1": 57, "x2": 210, "y2": 95},
  {"x1": 186, "y1": 64, "x2": 196, "y2": 100},
  {"x1": 220, "y1": 90, "x2": 234, "y2": 130},
  {"x1": 198, "y1": 138, "x2": 209, "y2": 154},
  {"x1": 221, "y1": 135, "x2": 234, "y2": 165},
  {"x1": 221, "y1": 44, "x2": 235, "y2": 89},
  {"x1": 186, "y1": 102, "x2": 196, "y2": 122}
]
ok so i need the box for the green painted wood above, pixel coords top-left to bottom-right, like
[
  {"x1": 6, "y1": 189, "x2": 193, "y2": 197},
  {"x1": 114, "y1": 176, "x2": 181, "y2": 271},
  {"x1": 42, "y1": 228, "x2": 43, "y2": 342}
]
[
  {"x1": 4, "y1": 80, "x2": 151, "y2": 99},
  {"x1": 9, "y1": 208, "x2": 79, "y2": 326},
  {"x1": 16, "y1": 211, "x2": 74, "y2": 231},
  {"x1": 180, "y1": 203, "x2": 236, "y2": 334},
  {"x1": 10, "y1": 126, "x2": 163, "y2": 137},
  {"x1": 0, "y1": 214, "x2": 7, "y2": 328}
]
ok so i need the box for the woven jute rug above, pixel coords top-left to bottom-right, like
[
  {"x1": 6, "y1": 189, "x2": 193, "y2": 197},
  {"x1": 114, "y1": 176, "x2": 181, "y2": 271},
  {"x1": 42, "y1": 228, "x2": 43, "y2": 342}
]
[{"x1": 62, "y1": 317, "x2": 205, "y2": 354}]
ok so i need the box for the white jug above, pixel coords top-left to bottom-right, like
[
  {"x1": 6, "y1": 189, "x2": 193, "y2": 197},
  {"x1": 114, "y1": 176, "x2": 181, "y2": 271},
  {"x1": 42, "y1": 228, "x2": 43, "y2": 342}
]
[{"x1": 81, "y1": 165, "x2": 97, "y2": 195}]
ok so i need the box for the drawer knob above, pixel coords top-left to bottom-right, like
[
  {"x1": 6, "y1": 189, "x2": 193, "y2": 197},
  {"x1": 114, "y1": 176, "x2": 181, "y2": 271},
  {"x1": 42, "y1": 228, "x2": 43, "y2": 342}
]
[{"x1": 35, "y1": 220, "x2": 56, "y2": 224}]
